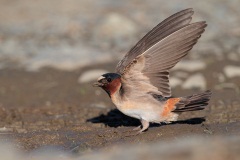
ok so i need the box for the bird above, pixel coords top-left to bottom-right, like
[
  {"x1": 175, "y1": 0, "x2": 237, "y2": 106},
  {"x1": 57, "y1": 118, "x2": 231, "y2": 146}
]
[{"x1": 93, "y1": 8, "x2": 211, "y2": 134}]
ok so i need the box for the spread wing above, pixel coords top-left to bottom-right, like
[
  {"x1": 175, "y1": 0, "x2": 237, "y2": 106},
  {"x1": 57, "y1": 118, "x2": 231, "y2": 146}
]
[{"x1": 115, "y1": 8, "x2": 207, "y2": 97}]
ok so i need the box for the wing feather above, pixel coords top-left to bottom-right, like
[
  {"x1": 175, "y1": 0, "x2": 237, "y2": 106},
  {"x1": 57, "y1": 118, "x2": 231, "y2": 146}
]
[
  {"x1": 116, "y1": 8, "x2": 194, "y2": 74},
  {"x1": 142, "y1": 22, "x2": 206, "y2": 96},
  {"x1": 143, "y1": 22, "x2": 206, "y2": 71},
  {"x1": 116, "y1": 9, "x2": 207, "y2": 97}
]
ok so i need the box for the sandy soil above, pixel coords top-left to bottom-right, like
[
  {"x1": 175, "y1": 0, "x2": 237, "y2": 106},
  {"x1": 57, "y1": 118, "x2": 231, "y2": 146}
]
[
  {"x1": 0, "y1": 59, "x2": 239, "y2": 153},
  {"x1": 0, "y1": 0, "x2": 240, "y2": 155}
]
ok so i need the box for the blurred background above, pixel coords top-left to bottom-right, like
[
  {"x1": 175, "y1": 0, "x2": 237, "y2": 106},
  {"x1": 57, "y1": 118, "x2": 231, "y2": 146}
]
[{"x1": 0, "y1": 0, "x2": 240, "y2": 159}]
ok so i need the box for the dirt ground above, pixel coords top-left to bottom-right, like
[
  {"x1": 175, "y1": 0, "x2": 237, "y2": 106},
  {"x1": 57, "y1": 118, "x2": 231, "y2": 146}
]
[
  {"x1": 0, "y1": 0, "x2": 240, "y2": 158},
  {"x1": 0, "y1": 58, "x2": 239, "y2": 153}
]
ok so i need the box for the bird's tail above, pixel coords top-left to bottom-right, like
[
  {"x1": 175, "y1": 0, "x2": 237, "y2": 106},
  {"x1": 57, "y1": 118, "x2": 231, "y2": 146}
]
[{"x1": 173, "y1": 90, "x2": 212, "y2": 113}]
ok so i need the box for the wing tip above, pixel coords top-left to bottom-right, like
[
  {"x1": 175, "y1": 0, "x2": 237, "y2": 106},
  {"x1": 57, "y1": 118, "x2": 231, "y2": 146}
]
[
  {"x1": 183, "y1": 8, "x2": 194, "y2": 12},
  {"x1": 174, "y1": 8, "x2": 194, "y2": 18},
  {"x1": 178, "y1": 8, "x2": 194, "y2": 13},
  {"x1": 189, "y1": 21, "x2": 208, "y2": 30}
]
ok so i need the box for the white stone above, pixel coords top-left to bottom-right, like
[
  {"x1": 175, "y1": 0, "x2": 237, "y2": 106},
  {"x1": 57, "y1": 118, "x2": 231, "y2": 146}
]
[
  {"x1": 78, "y1": 69, "x2": 109, "y2": 83},
  {"x1": 182, "y1": 73, "x2": 206, "y2": 90},
  {"x1": 170, "y1": 77, "x2": 182, "y2": 88},
  {"x1": 173, "y1": 60, "x2": 206, "y2": 72},
  {"x1": 173, "y1": 71, "x2": 189, "y2": 79},
  {"x1": 0, "y1": 127, "x2": 13, "y2": 132},
  {"x1": 224, "y1": 65, "x2": 240, "y2": 78}
]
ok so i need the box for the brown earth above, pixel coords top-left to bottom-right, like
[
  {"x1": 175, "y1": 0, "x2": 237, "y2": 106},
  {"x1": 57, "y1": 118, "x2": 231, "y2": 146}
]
[{"x1": 0, "y1": 58, "x2": 239, "y2": 153}]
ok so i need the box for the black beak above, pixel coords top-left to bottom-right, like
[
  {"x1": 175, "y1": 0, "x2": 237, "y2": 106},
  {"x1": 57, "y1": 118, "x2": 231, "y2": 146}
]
[{"x1": 92, "y1": 82, "x2": 104, "y2": 87}]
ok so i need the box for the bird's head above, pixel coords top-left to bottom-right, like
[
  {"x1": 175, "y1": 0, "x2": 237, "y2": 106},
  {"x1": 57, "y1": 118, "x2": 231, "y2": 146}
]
[{"x1": 93, "y1": 73, "x2": 122, "y2": 96}]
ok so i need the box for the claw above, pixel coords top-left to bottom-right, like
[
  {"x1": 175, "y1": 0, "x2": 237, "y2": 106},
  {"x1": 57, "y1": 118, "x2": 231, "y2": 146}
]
[
  {"x1": 133, "y1": 125, "x2": 141, "y2": 131},
  {"x1": 123, "y1": 119, "x2": 150, "y2": 137}
]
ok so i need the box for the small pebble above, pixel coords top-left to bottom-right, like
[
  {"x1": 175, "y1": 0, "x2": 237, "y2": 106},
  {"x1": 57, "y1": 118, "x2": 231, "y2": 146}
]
[
  {"x1": 182, "y1": 73, "x2": 206, "y2": 90},
  {"x1": 0, "y1": 127, "x2": 13, "y2": 132},
  {"x1": 170, "y1": 77, "x2": 182, "y2": 88},
  {"x1": 173, "y1": 71, "x2": 189, "y2": 79},
  {"x1": 224, "y1": 65, "x2": 240, "y2": 78}
]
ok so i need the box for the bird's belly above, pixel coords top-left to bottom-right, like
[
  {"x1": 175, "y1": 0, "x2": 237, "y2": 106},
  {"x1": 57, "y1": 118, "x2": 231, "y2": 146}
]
[
  {"x1": 114, "y1": 101, "x2": 141, "y2": 119},
  {"x1": 114, "y1": 100, "x2": 161, "y2": 121}
]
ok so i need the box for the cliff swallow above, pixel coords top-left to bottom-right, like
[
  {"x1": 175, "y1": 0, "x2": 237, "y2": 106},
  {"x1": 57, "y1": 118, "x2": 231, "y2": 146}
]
[{"x1": 93, "y1": 8, "x2": 211, "y2": 134}]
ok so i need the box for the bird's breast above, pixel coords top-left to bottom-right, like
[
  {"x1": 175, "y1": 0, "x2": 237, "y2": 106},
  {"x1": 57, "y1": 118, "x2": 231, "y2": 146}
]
[
  {"x1": 111, "y1": 93, "x2": 132, "y2": 110},
  {"x1": 111, "y1": 93, "x2": 140, "y2": 116}
]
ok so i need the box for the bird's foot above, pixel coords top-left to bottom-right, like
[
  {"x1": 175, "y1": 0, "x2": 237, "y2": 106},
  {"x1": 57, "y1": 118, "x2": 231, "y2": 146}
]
[
  {"x1": 124, "y1": 125, "x2": 148, "y2": 137},
  {"x1": 132, "y1": 125, "x2": 141, "y2": 131},
  {"x1": 123, "y1": 119, "x2": 150, "y2": 137}
]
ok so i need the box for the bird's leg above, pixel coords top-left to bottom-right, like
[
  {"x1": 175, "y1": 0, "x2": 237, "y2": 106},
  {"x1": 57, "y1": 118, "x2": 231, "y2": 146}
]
[
  {"x1": 137, "y1": 119, "x2": 149, "y2": 134},
  {"x1": 124, "y1": 119, "x2": 150, "y2": 137}
]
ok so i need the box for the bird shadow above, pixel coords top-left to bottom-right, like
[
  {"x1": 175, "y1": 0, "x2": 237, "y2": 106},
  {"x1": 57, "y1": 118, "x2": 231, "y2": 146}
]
[{"x1": 87, "y1": 109, "x2": 205, "y2": 128}]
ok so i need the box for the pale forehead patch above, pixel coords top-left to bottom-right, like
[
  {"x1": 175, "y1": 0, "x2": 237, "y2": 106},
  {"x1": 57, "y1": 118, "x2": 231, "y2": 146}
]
[{"x1": 97, "y1": 76, "x2": 105, "y2": 81}]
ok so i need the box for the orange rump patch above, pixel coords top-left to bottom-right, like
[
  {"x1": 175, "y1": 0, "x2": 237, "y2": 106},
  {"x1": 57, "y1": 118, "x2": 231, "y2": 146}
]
[{"x1": 161, "y1": 98, "x2": 180, "y2": 117}]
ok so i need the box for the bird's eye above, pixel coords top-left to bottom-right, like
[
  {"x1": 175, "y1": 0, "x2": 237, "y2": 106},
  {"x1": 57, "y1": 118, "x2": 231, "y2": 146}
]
[{"x1": 107, "y1": 78, "x2": 112, "y2": 82}]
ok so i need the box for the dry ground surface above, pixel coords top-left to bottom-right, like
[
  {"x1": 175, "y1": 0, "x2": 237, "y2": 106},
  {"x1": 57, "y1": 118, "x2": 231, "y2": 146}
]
[
  {"x1": 0, "y1": 59, "x2": 239, "y2": 153},
  {"x1": 0, "y1": 0, "x2": 240, "y2": 158}
]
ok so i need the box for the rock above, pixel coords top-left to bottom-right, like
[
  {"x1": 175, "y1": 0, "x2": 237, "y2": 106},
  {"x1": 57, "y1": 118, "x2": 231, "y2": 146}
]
[
  {"x1": 169, "y1": 77, "x2": 182, "y2": 88},
  {"x1": 78, "y1": 69, "x2": 109, "y2": 83},
  {"x1": 224, "y1": 65, "x2": 240, "y2": 78},
  {"x1": 182, "y1": 73, "x2": 206, "y2": 90},
  {"x1": 173, "y1": 71, "x2": 189, "y2": 79},
  {"x1": 93, "y1": 13, "x2": 138, "y2": 49},
  {"x1": 173, "y1": 60, "x2": 206, "y2": 72}
]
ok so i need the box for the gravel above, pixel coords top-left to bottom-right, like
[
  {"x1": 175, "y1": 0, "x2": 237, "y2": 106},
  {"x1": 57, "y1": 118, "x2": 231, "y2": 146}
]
[{"x1": 1, "y1": 0, "x2": 240, "y2": 71}]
